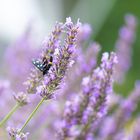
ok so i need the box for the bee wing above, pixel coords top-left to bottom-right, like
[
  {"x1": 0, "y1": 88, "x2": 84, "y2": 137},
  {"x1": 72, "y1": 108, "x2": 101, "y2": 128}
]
[{"x1": 32, "y1": 59, "x2": 44, "y2": 71}]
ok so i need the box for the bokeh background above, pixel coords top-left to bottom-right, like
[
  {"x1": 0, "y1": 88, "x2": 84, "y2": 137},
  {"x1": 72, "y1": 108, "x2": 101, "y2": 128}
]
[{"x1": 0, "y1": 0, "x2": 140, "y2": 96}]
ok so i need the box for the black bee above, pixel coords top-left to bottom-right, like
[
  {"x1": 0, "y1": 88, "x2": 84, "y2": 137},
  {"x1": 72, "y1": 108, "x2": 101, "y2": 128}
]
[{"x1": 32, "y1": 55, "x2": 53, "y2": 75}]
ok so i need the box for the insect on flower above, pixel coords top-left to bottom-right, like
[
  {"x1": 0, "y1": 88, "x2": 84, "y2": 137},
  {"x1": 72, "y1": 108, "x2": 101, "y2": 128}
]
[{"x1": 32, "y1": 55, "x2": 53, "y2": 75}]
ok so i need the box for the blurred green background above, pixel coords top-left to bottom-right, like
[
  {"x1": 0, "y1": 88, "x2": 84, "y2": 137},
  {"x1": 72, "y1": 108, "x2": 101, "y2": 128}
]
[{"x1": 0, "y1": 0, "x2": 140, "y2": 95}]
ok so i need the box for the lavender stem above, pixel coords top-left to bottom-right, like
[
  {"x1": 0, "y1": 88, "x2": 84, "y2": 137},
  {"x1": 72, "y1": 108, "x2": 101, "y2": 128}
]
[
  {"x1": 0, "y1": 103, "x2": 20, "y2": 127},
  {"x1": 19, "y1": 97, "x2": 45, "y2": 133}
]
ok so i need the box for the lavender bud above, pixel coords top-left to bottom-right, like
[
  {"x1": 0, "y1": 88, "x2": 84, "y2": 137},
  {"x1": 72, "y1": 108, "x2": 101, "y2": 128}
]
[{"x1": 13, "y1": 92, "x2": 30, "y2": 106}]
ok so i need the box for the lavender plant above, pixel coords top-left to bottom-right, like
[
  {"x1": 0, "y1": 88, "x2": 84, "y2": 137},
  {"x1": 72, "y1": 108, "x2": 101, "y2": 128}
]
[
  {"x1": 0, "y1": 17, "x2": 81, "y2": 139},
  {"x1": 0, "y1": 14, "x2": 140, "y2": 140}
]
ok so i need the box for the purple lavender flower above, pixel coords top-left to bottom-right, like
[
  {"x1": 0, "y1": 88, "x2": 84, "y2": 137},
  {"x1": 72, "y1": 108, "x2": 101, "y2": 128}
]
[
  {"x1": 60, "y1": 42, "x2": 101, "y2": 100},
  {"x1": 26, "y1": 18, "x2": 81, "y2": 100},
  {"x1": 25, "y1": 22, "x2": 64, "y2": 94},
  {"x1": 57, "y1": 52, "x2": 117, "y2": 140},
  {"x1": 100, "y1": 81, "x2": 140, "y2": 140},
  {"x1": 114, "y1": 14, "x2": 137, "y2": 83},
  {"x1": 77, "y1": 23, "x2": 92, "y2": 44},
  {"x1": 78, "y1": 42, "x2": 101, "y2": 74},
  {"x1": 4, "y1": 28, "x2": 38, "y2": 92}
]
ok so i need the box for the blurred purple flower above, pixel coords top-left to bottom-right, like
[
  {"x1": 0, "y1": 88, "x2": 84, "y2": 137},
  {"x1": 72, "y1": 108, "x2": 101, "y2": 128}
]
[
  {"x1": 77, "y1": 23, "x2": 92, "y2": 43},
  {"x1": 99, "y1": 81, "x2": 140, "y2": 140},
  {"x1": 57, "y1": 52, "x2": 117, "y2": 139},
  {"x1": 4, "y1": 27, "x2": 38, "y2": 91},
  {"x1": 0, "y1": 80, "x2": 14, "y2": 116},
  {"x1": 114, "y1": 14, "x2": 137, "y2": 83}
]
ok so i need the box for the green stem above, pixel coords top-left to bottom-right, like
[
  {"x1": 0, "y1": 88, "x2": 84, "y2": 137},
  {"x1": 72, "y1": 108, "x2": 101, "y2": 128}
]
[
  {"x1": 0, "y1": 103, "x2": 19, "y2": 127},
  {"x1": 19, "y1": 97, "x2": 45, "y2": 133}
]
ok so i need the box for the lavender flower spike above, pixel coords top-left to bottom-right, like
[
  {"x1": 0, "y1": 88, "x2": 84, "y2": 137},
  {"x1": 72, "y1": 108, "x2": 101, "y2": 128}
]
[
  {"x1": 18, "y1": 18, "x2": 81, "y2": 134},
  {"x1": 25, "y1": 22, "x2": 64, "y2": 94},
  {"x1": 37, "y1": 17, "x2": 81, "y2": 99},
  {"x1": 57, "y1": 52, "x2": 117, "y2": 140},
  {"x1": 114, "y1": 14, "x2": 137, "y2": 83}
]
